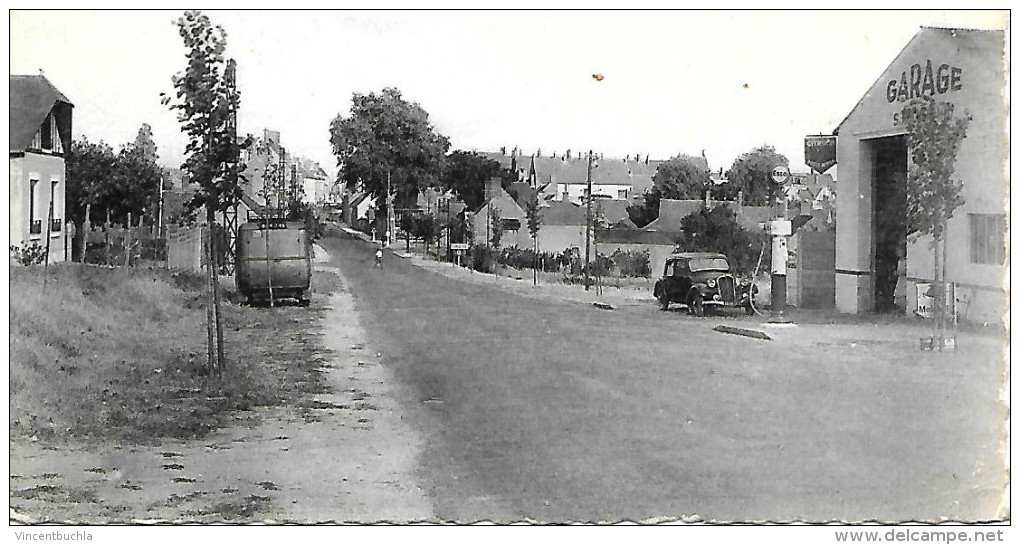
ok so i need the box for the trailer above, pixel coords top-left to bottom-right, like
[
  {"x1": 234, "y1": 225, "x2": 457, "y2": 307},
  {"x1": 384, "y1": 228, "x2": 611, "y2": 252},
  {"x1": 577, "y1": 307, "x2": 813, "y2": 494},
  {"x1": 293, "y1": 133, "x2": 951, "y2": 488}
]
[{"x1": 235, "y1": 219, "x2": 312, "y2": 306}]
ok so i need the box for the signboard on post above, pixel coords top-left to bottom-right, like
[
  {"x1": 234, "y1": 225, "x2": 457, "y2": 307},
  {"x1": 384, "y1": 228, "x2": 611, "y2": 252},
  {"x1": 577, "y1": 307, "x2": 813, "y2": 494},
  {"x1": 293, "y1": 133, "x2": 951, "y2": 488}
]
[
  {"x1": 450, "y1": 242, "x2": 469, "y2": 251},
  {"x1": 770, "y1": 165, "x2": 791, "y2": 185},
  {"x1": 804, "y1": 135, "x2": 837, "y2": 174}
]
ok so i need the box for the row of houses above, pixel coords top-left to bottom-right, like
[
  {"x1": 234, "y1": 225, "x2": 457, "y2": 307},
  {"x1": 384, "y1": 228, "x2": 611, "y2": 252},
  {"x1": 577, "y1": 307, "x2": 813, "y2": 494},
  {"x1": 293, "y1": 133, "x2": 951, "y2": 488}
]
[{"x1": 11, "y1": 27, "x2": 1006, "y2": 323}]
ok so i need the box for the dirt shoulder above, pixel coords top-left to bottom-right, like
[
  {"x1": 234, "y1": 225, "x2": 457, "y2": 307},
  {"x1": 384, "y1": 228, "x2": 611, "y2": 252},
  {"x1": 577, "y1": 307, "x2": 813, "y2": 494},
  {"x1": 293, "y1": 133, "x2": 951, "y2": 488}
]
[{"x1": 10, "y1": 248, "x2": 432, "y2": 523}]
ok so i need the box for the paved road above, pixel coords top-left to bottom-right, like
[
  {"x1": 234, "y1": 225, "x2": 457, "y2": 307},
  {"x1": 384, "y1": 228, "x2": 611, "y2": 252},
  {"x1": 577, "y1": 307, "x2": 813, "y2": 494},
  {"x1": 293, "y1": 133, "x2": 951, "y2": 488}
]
[{"x1": 321, "y1": 229, "x2": 1005, "y2": 523}]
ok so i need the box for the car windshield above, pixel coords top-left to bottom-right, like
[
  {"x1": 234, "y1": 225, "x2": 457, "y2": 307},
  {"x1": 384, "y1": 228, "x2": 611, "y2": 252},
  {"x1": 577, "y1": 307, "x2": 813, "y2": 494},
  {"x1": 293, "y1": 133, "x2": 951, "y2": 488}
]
[{"x1": 688, "y1": 257, "x2": 729, "y2": 272}]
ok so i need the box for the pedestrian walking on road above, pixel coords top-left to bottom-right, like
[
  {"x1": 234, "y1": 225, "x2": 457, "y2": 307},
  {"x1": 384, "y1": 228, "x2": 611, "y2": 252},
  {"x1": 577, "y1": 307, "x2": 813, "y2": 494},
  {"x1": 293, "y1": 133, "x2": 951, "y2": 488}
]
[{"x1": 374, "y1": 248, "x2": 384, "y2": 269}]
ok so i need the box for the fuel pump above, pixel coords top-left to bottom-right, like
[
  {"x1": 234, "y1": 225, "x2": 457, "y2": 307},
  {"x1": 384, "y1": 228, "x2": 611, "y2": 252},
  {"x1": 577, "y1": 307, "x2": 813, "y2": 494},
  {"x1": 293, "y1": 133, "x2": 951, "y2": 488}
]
[
  {"x1": 768, "y1": 217, "x2": 792, "y2": 322},
  {"x1": 766, "y1": 165, "x2": 794, "y2": 325}
]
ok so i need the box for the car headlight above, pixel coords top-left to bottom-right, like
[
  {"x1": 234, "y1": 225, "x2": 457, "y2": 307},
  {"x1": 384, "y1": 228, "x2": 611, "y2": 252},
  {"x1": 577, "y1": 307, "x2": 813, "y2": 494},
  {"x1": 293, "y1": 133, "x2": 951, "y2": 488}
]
[{"x1": 707, "y1": 278, "x2": 716, "y2": 288}]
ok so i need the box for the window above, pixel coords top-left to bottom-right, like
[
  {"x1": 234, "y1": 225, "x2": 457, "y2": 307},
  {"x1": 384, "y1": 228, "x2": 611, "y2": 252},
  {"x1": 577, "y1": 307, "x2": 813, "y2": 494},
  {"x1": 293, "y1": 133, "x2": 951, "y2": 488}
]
[
  {"x1": 970, "y1": 214, "x2": 1005, "y2": 264},
  {"x1": 29, "y1": 180, "x2": 40, "y2": 235},
  {"x1": 30, "y1": 114, "x2": 62, "y2": 153},
  {"x1": 40, "y1": 114, "x2": 53, "y2": 150},
  {"x1": 689, "y1": 257, "x2": 730, "y2": 272},
  {"x1": 618, "y1": 189, "x2": 629, "y2": 199},
  {"x1": 51, "y1": 180, "x2": 61, "y2": 232}
]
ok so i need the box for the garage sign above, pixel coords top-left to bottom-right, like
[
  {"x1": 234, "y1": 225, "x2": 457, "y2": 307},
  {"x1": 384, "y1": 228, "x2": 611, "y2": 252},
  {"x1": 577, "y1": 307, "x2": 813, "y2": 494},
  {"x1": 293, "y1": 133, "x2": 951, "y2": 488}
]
[{"x1": 804, "y1": 135, "x2": 837, "y2": 174}]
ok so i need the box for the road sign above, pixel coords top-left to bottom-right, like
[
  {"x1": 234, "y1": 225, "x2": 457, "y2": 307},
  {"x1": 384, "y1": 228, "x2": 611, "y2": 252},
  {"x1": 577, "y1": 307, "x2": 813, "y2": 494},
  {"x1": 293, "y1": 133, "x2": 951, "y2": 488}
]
[
  {"x1": 770, "y1": 165, "x2": 791, "y2": 185},
  {"x1": 451, "y1": 242, "x2": 469, "y2": 251}
]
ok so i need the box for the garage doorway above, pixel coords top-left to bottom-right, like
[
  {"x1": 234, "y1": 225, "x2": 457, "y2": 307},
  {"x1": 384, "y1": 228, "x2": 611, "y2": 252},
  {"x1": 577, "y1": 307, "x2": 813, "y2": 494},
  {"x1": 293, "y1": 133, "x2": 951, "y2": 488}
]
[{"x1": 870, "y1": 136, "x2": 908, "y2": 313}]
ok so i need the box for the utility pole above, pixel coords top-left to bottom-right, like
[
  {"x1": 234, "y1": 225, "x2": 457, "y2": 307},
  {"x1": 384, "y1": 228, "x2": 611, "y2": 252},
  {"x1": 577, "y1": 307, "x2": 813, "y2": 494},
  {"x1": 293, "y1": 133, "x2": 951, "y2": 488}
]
[
  {"x1": 157, "y1": 176, "x2": 165, "y2": 240},
  {"x1": 584, "y1": 149, "x2": 593, "y2": 291},
  {"x1": 386, "y1": 171, "x2": 394, "y2": 247}
]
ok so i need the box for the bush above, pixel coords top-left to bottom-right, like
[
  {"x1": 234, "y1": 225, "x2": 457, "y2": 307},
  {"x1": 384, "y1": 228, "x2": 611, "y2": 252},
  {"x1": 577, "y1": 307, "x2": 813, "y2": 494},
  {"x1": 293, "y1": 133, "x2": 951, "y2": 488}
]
[
  {"x1": 610, "y1": 249, "x2": 651, "y2": 277},
  {"x1": 468, "y1": 245, "x2": 498, "y2": 273},
  {"x1": 678, "y1": 204, "x2": 769, "y2": 274},
  {"x1": 10, "y1": 243, "x2": 47, "y2": 265}
]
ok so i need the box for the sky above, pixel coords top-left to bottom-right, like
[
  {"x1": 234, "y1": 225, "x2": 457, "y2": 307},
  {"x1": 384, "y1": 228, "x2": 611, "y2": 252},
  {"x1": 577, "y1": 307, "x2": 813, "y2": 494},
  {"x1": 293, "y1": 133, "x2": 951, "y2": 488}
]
[{"x1": 9, "y1": 9, "x2": 1009, "y2": 182}]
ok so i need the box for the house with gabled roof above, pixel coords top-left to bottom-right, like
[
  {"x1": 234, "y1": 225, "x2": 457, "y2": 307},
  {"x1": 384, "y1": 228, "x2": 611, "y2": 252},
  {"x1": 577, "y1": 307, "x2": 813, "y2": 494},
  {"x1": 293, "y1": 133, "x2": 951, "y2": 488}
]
[
  {"x1": 478, "y1": 149, "x2": 662, "y2": 206},
  {"x1": 642, "y1": 199, "x2": 703, "y2": 235},
  {"x1": 832, "y1": 26, "x2": 1005, "y2": 322},
  {"x1": 10, "y1": 74, "x2": 73, "y2": 263},
  {"x1": 469, "y1": 179, "x2": 532, "y2": 249}
]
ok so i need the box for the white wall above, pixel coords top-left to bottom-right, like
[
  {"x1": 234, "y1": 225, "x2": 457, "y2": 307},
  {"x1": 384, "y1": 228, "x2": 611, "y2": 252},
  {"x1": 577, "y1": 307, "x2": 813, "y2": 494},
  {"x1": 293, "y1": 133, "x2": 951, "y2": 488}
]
[
  {"x1": 9, "y1": 153, "x2": 67, "y2": 263},
  {"x1": 834, "y1": 29, "x2": 1006, "y2": 319}
]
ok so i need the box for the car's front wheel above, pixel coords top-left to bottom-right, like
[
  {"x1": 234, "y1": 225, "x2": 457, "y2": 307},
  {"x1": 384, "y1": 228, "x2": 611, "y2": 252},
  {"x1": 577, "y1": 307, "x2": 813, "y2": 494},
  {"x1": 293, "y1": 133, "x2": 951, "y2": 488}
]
[
  {"x1": 688, "y1": 292, "x2": 705, "y2": 317},
  {"x1": 658, "y1": 293, "x2": 670, "y2": 311}
]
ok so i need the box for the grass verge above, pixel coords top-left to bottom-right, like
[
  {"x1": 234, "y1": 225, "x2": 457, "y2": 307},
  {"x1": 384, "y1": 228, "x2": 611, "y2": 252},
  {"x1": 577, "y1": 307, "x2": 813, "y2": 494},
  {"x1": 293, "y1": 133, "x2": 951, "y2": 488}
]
[{"x1": 10, "y1": 263, "x2": 338, "y2": 444}]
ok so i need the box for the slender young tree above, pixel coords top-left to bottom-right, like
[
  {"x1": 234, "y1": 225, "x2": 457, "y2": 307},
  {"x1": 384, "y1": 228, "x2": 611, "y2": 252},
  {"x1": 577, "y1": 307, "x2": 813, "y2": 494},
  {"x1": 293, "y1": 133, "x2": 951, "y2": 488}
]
[
  {"x1": 525, "y1": 190, "x2": 542, "y2": 285},
  {"x1": 162, "y1": 10, "x2": 242, "y2": 375},
  {"x1": 899, "y1": 96, "x2": 972, "y2": 350}
]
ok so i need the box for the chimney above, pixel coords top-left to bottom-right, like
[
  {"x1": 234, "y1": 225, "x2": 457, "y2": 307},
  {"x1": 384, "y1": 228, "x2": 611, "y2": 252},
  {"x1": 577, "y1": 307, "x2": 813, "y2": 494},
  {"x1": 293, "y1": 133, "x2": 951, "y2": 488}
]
[
  {"x1": 705, "y1": 187, "x2": 711, "y2": 208},
  {"x1": 635, "y1": 153, "x2": 641, "y2": 163},
  {"x1": 645, "y1": 154, "x2": 649, "y2": 165},
  {"x1": 566, "y1": 149, "x2": 572, "y2": 159},
  {"x1": 500, "y1": 146, "x2": 506, "y2": 155},
  {"x1": 536, "y1": 148, "x2": 542, "y2": 157},
  {"x1": 625, "y1": 155, "x2": 630, "y2": 163}
]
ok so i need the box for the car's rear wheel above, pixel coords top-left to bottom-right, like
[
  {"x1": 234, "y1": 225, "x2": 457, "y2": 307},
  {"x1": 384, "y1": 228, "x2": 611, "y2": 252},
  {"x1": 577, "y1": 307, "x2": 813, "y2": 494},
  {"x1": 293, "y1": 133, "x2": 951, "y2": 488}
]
[{"x1": 688, "y1": 292, "x2": 704, "y2": 317}]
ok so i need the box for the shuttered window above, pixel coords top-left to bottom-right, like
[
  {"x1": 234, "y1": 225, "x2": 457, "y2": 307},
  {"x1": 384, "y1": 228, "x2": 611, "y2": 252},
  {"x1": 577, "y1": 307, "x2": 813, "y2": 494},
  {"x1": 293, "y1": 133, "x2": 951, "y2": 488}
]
[{"x1": 969, "y1": 214, "x2": 1005, "y2": 264}]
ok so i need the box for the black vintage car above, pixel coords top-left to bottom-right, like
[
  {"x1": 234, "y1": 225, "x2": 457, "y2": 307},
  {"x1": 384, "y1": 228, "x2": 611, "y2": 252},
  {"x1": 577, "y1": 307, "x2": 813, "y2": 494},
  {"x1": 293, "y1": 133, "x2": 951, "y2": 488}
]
[{"x1": 653, "y1": 252, "x2": 756, "y2": 316}]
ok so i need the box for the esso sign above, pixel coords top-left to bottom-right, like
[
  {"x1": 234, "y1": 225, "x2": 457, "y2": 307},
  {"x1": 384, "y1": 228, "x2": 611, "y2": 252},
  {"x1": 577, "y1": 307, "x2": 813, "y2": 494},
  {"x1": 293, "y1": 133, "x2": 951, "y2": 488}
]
[{"x1": 770, "y1": 165, "x2": 791, "y2": 185}]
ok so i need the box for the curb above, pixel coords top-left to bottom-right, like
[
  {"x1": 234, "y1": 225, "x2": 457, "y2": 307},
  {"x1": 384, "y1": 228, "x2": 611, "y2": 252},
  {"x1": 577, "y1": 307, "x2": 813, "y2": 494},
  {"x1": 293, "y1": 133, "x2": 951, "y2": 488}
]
[{"x1": 712, "y1": 324, "x2": 772, "y2": 341}]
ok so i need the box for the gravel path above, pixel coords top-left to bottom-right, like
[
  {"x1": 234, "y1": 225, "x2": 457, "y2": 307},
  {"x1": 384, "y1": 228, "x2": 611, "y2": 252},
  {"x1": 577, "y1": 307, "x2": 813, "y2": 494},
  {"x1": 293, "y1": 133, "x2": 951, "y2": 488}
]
[{"x1": 10, "y1": 246, "x2": 432, "y2": 524}]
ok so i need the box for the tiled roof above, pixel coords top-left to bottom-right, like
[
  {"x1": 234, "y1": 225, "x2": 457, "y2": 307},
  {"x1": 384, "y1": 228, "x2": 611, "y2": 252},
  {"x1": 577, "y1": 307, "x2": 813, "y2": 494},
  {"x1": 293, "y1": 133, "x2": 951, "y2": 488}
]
[
  {"x1": 593, "y1": 198, "x2": 631, "y2": 224},
  {"x1": 477, "y1": 151, "x2": 662, "y2": 194},
  {"x1": 598, "y1": 228, "x2": 675, "y2": 245},
  {"x1": 611, "y1": 217, "x2": 638, "y2": 229},
  {"x1": 540, "y1": 200, "x2": 588, "y2": 226},
  {"x1": 9, "y1": 74, "x2": 73, "y2": 152},
  {"x1": 643, "y1": 199, "x2": 703, "y2": 232}
]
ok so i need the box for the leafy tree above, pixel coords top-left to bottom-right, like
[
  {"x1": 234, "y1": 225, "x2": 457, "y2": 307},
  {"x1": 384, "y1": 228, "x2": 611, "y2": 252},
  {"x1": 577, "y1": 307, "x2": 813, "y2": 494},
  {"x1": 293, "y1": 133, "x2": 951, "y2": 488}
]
[
  {"x1": 488, "y1": 205, "x2": 504, "y2": 249},
  {"x1": 627, "y1": 154, "x2": 709, "y2": 226},
  {"x1": 441, "y1": 151, "x2": 517, "y2": 210},
  {"x1": 397, "y1": 211, "x2": 442, "y2": 254},
  {"x1": 524, "y1": 189, "x2": 542, "y2": 284},
  {"x1": 133, "y1": 123, "x2": 159, "y2": 164},
  {"x1": 163, "y1": 11, "x2": 242, "y2": 217},
  {"x1": 652, "y1": 154, "x2": 711, "y2": 199},
  {"x1": 725, "y1": 145, "x2": 789, "y2": 205},
  {"x1": 627, "y1": 189, "x2": 661, "y2": 228},
  {"x1": 330, "y1": 87, "x2": 450, "y2": 207},
  {"x1": 65, "y1": 137, "x2": 162, "y2": 260},
  {"x1": 162, "y1": 10, "x2": 242, "y2": 376},
  {"x1": 678, "y1": 204, "x2": 768, "y2": 274},
  {"x1": 899, "y1": 96, "x2": 971, "y2": 348},
  {"x1": 112, "y1": 143, "x2": 163, "y2": 222},
  {"x1": 66, "y1": 138, "x2": 116, "y2": 259},
  {"x1": 441, "y1": 151, "x2": 501, "y2": 209}
]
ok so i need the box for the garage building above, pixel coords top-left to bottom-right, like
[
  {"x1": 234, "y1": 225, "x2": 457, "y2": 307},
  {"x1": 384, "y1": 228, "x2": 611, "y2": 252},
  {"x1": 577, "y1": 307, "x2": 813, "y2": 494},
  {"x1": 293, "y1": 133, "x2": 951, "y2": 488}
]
[{"x1": 833, "y1": 27, "x2": 1006, "y2": 325}]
